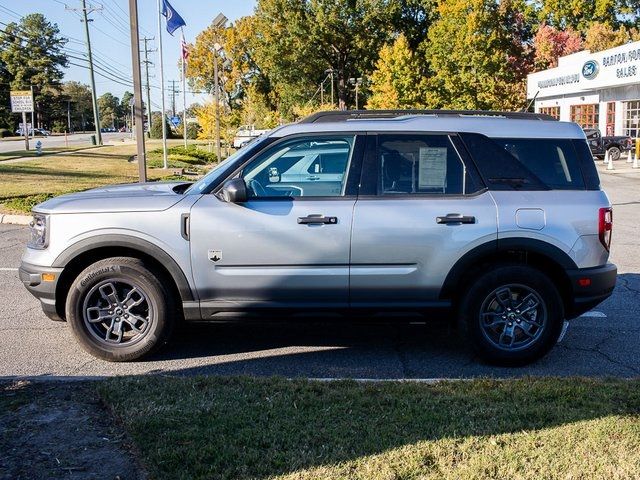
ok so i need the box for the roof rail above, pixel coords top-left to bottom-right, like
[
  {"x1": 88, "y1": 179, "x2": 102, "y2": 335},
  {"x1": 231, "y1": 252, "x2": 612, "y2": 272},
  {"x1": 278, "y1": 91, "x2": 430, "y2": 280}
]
[{"x1": 300, "y1": 109, "x2": 557, "y2": 123}]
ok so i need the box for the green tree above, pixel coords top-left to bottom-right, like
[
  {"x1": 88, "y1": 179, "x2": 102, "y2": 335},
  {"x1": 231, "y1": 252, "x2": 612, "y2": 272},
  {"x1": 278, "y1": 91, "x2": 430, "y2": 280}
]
[
  {"x1": 0, "y1": 13, "x2": 68, "y2": 129},
  {"x1": 62, "y1": 81, "x2": 93, "y2": 132},
  {"x1": 97, "y1": 92, "x2": 120, "y2": 128},
  {"x1": 120, "y1": 91, "x2": 133, "y2": 129},
  {"x1": 424, "y1": 0, "x2": 533, "y2": 110},
  {"x1": 535, "y1": 0, "x2": 633, "y2": 31},
  {"x1": 252, "y1": 0, "x2": 397, "y2": 115},
  {"x1": 367, "y1": 34, "x2": 428, "y2": 109}
]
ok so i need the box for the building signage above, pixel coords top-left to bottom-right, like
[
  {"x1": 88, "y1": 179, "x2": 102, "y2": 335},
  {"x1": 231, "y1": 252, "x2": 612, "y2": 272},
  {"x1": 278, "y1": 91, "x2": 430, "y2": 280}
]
[
  {"x1": 10, "y1": 90, "x2": 34, "y2": 113},
  {"x1": 527, "y1": 40, "x2": 640, "y2": 99},
  {"x1": 582, "y1": 60, "x2": 599, "y2": 80}
]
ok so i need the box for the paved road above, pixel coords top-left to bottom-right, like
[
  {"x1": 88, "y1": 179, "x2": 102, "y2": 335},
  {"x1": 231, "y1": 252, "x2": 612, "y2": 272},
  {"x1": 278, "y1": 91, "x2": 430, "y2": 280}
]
[
  {"x1": 0, "y1": 170, "x2": 638, "y2": 379},
  {"x1": 0, "y1": 132, "x2": 129, "y2": 154}
]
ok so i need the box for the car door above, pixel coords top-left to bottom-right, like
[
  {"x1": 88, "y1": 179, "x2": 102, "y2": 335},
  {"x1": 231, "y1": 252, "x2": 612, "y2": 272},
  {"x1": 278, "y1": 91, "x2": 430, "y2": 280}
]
[
  {"x1": 189, "y1": 134, "x2": 364, "y2": 315},
  {"x1": 350, "y1": 133, "x2": 498, "y2": 307}
]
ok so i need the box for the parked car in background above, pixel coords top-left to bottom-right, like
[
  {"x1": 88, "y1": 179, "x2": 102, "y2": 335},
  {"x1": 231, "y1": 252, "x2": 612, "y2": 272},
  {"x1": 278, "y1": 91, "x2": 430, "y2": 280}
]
[
  {"x1": 20, "y1": 110, "x2": 616, "y2": 366},
  {"x1": 233, "y1": 125, "x2": 270, "y2": 148},
  {"x1": 15, "y1": 128, "x2": 50, "y2": 137},
  {"x1": 583, "y1": 128, "x2": 633, "y2": 160}
]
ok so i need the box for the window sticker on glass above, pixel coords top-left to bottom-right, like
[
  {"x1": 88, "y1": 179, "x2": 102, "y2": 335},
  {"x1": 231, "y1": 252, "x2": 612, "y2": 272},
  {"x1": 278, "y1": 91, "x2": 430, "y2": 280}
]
[{"x1": 418, "y1": 147, "x2": 447, "y2": 190}]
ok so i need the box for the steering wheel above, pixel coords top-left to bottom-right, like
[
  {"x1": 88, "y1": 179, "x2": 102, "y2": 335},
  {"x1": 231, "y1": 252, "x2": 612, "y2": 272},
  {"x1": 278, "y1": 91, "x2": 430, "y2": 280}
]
[{"x1": 247, "y1": 179, "x2": 267, "y2": 197}]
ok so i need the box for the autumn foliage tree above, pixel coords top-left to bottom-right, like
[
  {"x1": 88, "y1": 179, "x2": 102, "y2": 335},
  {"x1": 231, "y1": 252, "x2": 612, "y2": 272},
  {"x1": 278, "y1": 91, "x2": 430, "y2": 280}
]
[{"x1": 533, "y1": 24, "x2": 583, "y2": 70}]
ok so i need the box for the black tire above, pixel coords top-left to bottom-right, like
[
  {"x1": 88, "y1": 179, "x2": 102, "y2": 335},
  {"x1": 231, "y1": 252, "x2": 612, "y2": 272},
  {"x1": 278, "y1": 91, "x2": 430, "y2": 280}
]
[
  {"x1": 65, "y1": 257, "x2": 175, "y2": 362},
  {"x1": 607, "y1": 146, "x2": 621, "y2": 161},
  {"x1": 459, "y1": 265, "x2": 564, "y2": 366}
]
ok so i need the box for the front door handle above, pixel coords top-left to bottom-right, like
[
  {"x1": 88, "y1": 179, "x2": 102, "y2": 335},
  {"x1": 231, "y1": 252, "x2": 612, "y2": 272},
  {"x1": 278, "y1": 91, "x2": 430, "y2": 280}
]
[
  {"x1": 436, "y1": 213, "x2": 476, "y2": 224},
  {"x1": 306, "y1": 176, "x2": 320, "y2": 181},
  {"x1": 297, "y1": 214, "x2": 338, "y2": 225}
]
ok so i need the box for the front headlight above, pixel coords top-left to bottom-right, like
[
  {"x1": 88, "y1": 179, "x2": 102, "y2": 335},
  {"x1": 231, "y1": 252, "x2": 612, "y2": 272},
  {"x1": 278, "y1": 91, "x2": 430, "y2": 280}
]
[{"x1": 28, "y1": 213, "x2": 48, "y2": 249}]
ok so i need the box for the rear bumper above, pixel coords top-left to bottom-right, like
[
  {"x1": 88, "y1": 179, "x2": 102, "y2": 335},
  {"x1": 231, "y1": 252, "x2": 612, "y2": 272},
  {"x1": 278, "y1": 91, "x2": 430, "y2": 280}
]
[
  {"x1": 19, "y1": 261, "x2": 64, "y2": 321},
  {"x1": 565, "y1": 263, "x2": 617, "y2": 318}
]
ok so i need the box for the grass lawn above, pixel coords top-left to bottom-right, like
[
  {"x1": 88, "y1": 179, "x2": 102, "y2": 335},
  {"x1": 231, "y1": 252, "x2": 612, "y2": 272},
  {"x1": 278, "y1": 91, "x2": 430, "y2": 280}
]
[
  {"x1": 0, "y1": 141, "x2": 214, "y2": 214},
  {"x1": 0, "y1": 145, "x2": 96, "y2": 160},
  {"x1": 98, "y1": 376, "x2": 640, "y2": 480}
]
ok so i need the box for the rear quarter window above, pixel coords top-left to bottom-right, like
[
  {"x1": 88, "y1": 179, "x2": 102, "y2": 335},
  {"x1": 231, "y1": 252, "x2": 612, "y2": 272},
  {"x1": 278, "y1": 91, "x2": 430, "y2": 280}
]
[
  {"x1": 491, "y1": 138, "x2": 585, "y2": 190},
  {"x1": 460, "y1": 133, "x2": 595, "y2": 191}
]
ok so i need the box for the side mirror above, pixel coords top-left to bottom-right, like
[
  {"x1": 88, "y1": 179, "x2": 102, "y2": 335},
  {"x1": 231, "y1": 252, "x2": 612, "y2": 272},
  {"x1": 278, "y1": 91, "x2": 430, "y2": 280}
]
[{"x1": 220, "y1": 177, "x2": 248, "y2": 203}]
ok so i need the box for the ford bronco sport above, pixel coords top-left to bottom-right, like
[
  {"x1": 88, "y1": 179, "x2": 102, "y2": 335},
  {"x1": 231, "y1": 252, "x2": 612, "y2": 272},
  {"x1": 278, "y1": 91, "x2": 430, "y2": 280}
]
[{"x1": 20, "y1": 110, "x2": 617, "y2": 365}]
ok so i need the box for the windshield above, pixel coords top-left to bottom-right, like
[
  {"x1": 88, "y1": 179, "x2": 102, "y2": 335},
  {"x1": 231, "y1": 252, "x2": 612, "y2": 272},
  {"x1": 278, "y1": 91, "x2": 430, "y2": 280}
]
[{"x1": 185, "y1": 135, "x2": 270, "y2": 195}]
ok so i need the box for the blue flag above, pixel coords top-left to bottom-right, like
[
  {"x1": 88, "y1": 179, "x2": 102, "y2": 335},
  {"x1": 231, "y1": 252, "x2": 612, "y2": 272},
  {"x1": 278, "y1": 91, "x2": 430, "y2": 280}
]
[{"x1": 161, "y1": 0, "x2": 186, "y2": 36}]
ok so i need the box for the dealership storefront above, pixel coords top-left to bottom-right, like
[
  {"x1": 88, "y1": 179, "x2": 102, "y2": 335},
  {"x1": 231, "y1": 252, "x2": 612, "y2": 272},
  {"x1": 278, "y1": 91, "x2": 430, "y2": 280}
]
[{"x1": 527, "y1": 41, "x2": 640, "y2": 137}]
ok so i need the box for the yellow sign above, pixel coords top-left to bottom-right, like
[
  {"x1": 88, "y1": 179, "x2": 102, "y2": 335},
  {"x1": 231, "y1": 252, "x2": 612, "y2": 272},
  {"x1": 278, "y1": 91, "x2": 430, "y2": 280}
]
[{"x1": 10, "y1": 90, "x2": 34, "y2": 113}]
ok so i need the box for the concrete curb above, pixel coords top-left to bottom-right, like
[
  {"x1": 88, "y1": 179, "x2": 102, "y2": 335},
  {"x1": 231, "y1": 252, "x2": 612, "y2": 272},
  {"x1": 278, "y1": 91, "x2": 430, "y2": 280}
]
[{"x1": 0, "y1": 214, "x2": 31, "y2": 225}]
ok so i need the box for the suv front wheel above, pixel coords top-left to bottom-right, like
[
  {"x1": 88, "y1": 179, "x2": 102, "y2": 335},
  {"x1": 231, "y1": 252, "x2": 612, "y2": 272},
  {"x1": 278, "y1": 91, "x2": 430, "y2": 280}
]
[
  {"x1": 65, "y1": 257, "x2": 175, "y2": 362},
  {"x1": 460, "y1": 265, "x2": 564, "y2": 366}
]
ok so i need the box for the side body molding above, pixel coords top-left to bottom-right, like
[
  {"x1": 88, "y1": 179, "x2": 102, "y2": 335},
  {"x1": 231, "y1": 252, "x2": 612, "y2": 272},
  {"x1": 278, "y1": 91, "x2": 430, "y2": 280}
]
[{"x1": 52, "y1": 234, "x2": 195, "y2": 302}]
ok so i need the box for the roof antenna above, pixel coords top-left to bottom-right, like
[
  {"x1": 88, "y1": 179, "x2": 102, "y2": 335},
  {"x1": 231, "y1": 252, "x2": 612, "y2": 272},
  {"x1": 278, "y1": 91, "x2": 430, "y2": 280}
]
[{"x1": 523, "y1": 90, "x2": 540, "y2": 112}]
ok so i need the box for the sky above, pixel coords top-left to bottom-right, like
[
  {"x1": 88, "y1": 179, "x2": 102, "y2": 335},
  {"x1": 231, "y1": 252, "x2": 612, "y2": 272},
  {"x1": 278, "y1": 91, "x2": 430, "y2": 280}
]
[{"x1": 0, "y1": 0, "x2": 257, "y2": 113}]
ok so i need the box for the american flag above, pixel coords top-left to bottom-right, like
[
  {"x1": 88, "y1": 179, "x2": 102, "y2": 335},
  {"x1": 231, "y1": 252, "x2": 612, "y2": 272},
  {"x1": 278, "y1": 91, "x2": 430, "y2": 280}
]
[{"x1": 181, "y1": 34, "x2": 189, "y2": 62}]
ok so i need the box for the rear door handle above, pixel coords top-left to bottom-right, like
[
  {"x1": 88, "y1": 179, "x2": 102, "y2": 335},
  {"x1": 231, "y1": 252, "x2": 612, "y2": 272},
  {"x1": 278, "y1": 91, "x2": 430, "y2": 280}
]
[
  {"x1": 436, "y1": 213, "x2": 476, "y2": 224},
  {"x1": 297, "y1": 214, "x2": 338, "y2": 225},
  {"x1": 306, "y1": 176, "x2": 320, "y2": 181}
]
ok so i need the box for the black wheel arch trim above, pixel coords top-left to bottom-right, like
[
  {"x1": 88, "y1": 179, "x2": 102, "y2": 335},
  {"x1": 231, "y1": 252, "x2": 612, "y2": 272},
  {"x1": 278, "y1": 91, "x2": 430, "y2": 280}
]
[
  {"x1": 440, "y1": 238, "x2": 578, "y2": 300},
  {"x1": 52, "y1": 235, "x2": 195, "y2": 302}
]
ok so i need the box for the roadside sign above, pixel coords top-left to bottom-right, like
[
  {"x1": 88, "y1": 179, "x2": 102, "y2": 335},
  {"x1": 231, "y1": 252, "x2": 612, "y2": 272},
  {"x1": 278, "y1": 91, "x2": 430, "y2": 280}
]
[
  {"x1": 10, "y1": 90, "x2": 34, "y2": 113},
  {"x1": 18, "y1": 123, "x2": 32, "y2": 129},
  {"x1": 170, "y1": 116, "x2": 181, "y2": 127}
]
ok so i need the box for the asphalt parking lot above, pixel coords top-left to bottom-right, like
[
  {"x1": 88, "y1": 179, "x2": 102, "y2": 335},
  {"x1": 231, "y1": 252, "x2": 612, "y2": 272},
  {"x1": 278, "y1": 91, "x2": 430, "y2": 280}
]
[{"x1": 1, "y1": 168, "x2": 638, "y2": 380}]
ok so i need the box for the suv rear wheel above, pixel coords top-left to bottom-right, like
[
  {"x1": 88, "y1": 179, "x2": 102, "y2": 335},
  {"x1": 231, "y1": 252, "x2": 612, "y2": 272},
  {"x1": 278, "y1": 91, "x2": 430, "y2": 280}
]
[
  {"x1": 460, "y1": 265, "x2": 564, "y2": 366},
  {"x1": 65, "y1": 257, "x2": 175, "y2": 362}
]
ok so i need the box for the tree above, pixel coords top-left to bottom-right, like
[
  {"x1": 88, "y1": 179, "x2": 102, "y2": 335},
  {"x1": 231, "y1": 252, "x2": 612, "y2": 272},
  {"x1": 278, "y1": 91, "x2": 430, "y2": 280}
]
[
  {"x1": 536, "y1": 0, "x2": 628, "y2": 31},
  {"x1": 149, "y1": 112, "x2": 175, "y2": 139},
  {"x1": 120, "y1": 91, "x2": 133, "y2": 129},
  {"x1": 367, "y1": 34, "x2": 428, "y2": 109},
  {"x1": 424, "y1": 0, "x2": 533, "y2": 110},
  {"x1": 584, "y1": 21, "x2": 632, "y2": 52},
  {"x1": 252, "y1": 0, "x2": 397, "y2": 114},
  {"x1": 97, "y1": 92, "x2": 120, "y2": 128},
  {"x1": 0, "y1": 13, "x2": 68, "y2": 129},
  {"x1": 533, "y1": 23, "x2": 583, "y2": 70},
  {"x1": 62, "y1": 81, "x2": 93, "y2": 132}
]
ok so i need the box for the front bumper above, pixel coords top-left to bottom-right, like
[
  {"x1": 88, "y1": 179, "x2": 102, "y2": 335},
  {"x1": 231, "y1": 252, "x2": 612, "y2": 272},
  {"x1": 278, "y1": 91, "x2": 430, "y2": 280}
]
[
  {"x1": 19, "y1": 261, "x2": 64, "y2": 321},
  {"x1": 565, "y1": 263, "x2": 617, "y2": 318}
]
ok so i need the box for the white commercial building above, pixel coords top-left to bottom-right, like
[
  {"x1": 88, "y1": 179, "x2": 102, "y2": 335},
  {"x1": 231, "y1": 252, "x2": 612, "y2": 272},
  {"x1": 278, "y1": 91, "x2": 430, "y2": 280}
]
[{"x1": 527, "y1": 40, "x2": 640, "y2": 137}]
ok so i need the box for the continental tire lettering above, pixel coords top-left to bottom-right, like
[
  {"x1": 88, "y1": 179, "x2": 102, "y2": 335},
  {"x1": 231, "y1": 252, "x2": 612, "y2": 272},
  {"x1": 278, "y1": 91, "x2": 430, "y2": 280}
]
[{"x1": 78, "y1": 266, "x2": 120, "y2": 289}]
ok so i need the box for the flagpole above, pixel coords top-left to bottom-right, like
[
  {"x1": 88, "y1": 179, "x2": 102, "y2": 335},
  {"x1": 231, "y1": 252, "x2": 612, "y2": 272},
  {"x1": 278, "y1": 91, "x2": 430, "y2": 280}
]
[
  {"x1": 181, "y1": 30, "x2": 187, "y2": 148},
  {"x1": 157, "y1": 0, "x2": 168, "y2": 169}
]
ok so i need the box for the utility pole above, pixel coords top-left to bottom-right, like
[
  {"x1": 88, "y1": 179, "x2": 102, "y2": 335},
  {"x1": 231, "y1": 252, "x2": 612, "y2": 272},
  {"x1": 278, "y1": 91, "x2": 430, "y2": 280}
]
[
  {"x1": 140, "y1": 36, "x2": 155, "y2": 132},
  {"x1": 129, "y1": 0, "x2": 147, "y2": 182},
  {"x1": 67, "y1": 1, "x2": 103, "y2": 145},
  {"x1": 325, "y1": 68, "x2": 335, "y2": 108},
  {"x1": 349, "y1": 77, "x2": 363, "y2": 110},
  {"x1": 169, "y1": 80, "x2": 178, "y2": 117}
]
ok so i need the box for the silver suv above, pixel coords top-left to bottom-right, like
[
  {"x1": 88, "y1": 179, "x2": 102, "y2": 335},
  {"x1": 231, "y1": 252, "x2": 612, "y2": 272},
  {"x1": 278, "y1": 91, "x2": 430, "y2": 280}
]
[{"x1": 20, "y1": 110, "x2": 617, "y2": 365}]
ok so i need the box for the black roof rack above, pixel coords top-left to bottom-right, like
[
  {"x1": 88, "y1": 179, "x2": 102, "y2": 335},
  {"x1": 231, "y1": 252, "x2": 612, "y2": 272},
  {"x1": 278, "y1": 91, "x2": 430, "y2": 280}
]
[{"x1": 300, "y1": 109, "x2": 557, "y2": 123}]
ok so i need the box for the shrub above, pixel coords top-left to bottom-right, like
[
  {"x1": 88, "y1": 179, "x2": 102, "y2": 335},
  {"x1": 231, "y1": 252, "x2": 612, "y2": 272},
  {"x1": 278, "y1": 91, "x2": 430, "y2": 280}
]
[
  {"x1": 0, "y1": 128, "x2": 11, "y2": 138},
  {"x1": 149, "y1": 113, "x2": 175, "y2": 140}
]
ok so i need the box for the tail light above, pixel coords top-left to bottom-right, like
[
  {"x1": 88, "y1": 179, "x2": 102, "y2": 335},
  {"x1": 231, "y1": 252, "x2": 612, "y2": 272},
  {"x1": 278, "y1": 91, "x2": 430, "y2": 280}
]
[{"x1": 599, "y1": 207, "x2": 613, "y2": 251}]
